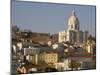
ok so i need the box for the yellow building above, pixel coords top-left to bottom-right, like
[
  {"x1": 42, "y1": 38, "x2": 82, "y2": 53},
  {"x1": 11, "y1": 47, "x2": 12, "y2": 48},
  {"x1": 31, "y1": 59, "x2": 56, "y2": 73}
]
[
  {"x1": 26, "y1": 54, "x2": 38, "y2": 64},
  {"x1": 86, "y1": 40, "x2": 95, "y2": 54},
  {"x1": 39, "y1": 52, "x2": 58, "y2": 64}
]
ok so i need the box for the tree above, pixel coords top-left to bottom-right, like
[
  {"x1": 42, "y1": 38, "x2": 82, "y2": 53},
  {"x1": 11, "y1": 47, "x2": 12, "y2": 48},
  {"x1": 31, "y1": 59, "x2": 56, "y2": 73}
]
[
  {"x1": 68, "y1": 60, "x2": 81, "y2": 70},
  {"x1": 12, "y1": 25, "x2": 20, "y2": 33}
]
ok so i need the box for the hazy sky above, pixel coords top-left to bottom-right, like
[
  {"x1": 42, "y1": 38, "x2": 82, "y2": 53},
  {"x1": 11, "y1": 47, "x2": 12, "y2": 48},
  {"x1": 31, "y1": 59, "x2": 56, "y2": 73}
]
[{"x1": 11, "y1": 0, "x2": 96, "y2": 37}]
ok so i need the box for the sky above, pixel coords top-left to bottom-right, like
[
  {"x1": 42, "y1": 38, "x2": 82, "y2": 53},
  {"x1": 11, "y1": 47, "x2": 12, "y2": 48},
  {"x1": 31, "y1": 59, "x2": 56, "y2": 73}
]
[{"x1": 11, "y1": 0, "x2": 96, "y2": 37}]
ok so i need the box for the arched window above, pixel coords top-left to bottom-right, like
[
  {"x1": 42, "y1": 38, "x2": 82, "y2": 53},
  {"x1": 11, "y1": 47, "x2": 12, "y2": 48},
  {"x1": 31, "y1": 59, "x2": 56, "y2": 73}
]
[
  {"x1": 71, "y1": 25, "x2": 73, "y2": 29},
  {"x1": 75, "y1": 25, "x2": 77, "y2": 30}
]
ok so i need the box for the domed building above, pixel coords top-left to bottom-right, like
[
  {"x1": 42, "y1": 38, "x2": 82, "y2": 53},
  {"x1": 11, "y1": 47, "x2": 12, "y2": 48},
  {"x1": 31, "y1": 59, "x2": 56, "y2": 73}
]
[
  {"x1": 68, "y1": 10, "x2": 79, "y2": 31},
  {"x1": 58, "y1": 10, "x2": 88, "y2": 44}
]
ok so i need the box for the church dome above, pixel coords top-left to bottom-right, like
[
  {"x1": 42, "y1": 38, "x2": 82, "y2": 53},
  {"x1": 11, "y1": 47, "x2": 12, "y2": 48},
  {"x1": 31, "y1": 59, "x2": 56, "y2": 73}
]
[{"x1": 68, "y1": 10, "x2": 79, "y2": 25}]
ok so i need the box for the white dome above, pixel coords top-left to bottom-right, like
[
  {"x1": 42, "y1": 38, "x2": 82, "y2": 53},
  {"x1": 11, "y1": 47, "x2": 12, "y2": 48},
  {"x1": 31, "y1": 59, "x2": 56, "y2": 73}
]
[
  {"x1": 68, "y1": 15, "x2": 79, "y2": 25},
  {"x1": 68, "y1": 10, "x2": 79, "y2": 25}
]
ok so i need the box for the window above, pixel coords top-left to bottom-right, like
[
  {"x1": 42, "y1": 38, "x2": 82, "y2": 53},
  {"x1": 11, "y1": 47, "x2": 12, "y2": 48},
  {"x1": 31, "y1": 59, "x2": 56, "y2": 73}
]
[{"x1": 71, "y1": 25, "x2": 73, "y2": 29}]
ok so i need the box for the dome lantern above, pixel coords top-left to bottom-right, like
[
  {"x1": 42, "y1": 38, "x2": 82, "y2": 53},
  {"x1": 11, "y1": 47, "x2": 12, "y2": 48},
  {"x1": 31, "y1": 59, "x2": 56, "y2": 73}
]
[{"x1": 72, "y1": 10, "x2": 76, "y2": 16}]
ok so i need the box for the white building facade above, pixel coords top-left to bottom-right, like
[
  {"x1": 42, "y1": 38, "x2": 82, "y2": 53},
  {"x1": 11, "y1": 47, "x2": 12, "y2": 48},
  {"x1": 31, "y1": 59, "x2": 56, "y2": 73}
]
[{"x1": 58, "y1": 10, "x2": 88, "y2": 44}]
